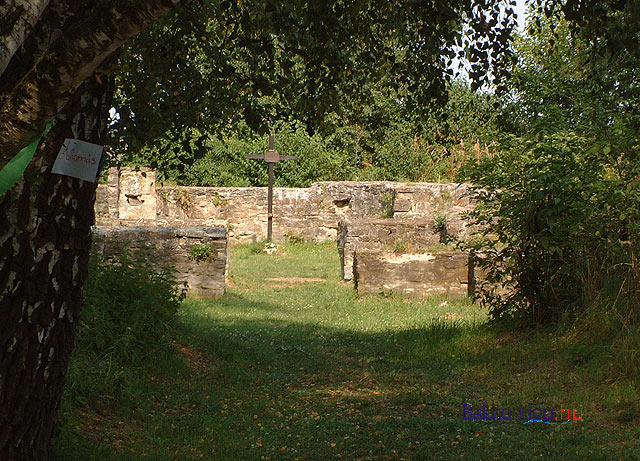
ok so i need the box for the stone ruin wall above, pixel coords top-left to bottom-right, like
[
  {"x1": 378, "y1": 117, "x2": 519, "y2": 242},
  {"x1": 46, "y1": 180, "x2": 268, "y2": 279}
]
[
  {"x1": 95, "y1": 168, "x2": 480, "y2": 298},
  {"x1": 95, "y1": 168, "x2": 474, "y2": 244},
  {"x1": 354, "y1": 250, "x2": 471, "y2": 298},
  {"x1": 92, "y1": 226, "x2": 228, "y2": 297}
]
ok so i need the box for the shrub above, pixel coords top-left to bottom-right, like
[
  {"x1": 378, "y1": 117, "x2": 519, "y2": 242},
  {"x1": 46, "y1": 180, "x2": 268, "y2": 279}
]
[
  {"x1": 63, "y1": 244, "x2": 186, "y2": 405},
  {"x1": 460, "y1": 132, "x2": 636, "y2": 324},
  {"x1": 77, "y1": 244, "x2": 186, "y2": 363},
  {"x1": 183, "y1": 121, "x2": 352, "y2": 188}
]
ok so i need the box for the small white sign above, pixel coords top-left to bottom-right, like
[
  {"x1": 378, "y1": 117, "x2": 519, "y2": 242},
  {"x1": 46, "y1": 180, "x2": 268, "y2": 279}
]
[{"x1": 52, "y1": 138, "x2": 103, "y2": 182}]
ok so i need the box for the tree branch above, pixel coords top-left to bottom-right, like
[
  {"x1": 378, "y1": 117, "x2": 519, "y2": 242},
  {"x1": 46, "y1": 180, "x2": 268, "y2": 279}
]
[
  {"x1": 0, "y1": 0, "x2": 50, "y2": 76},
  {"x1": 0, "y1": 0, "x2": 180, "y2": 167}
]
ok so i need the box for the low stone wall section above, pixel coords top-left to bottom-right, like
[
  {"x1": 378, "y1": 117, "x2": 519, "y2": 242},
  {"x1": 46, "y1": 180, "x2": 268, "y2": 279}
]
[
  {"x1": 152, "y1": 181, "x2": 400, "y2": 242},
  {"x1": 353, "y1": 250, "x2": 471, "y2": 298},
  {"x1": 392, "y1": 183, "x2": 473, "y2": 221},
  {"x1": 92, "y1": 226, "x2": 228, "y2": 296},
  {"x1": 339, "y1": 218, "x2": 445, "y2": 281}
]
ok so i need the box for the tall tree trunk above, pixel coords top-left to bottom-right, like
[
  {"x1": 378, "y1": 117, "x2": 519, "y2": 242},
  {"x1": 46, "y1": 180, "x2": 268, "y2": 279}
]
[{"x1": 0, "y1": 64, "x2": 113, "y2": 460}]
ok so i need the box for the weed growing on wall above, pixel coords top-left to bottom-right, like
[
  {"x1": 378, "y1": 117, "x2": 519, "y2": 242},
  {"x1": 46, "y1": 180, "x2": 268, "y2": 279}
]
[
  {"x1": 380, "y1": 192, "x2": 395, "y2": 218},
  {"x1": 433, "y1": 211, "x2": 449, "y2": 244},
  {"x1": 285, "y1": 233, "x2": 305, "y2": 244},
  {"x1": 189, "y1": 242, "x2": 214, "y2": 262},
  {"x1": 392, "y1": 240, "x2": 407, "y2": 254},
  {"x1": 174, "y1": 189, "x2": 193, "y2": 212}
]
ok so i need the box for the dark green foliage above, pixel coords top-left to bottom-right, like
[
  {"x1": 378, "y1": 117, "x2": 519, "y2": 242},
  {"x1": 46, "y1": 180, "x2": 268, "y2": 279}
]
[
  {"x1": 528, "y1": 0, "x2": 640, "y2": 61},
  {"x1": 123, "y1": 80, "x2": 502, "y2": 186},
  {"x1": 379, "y1": 192, "x2": 395, "y2": 218},
  {"x1": 110, "y1": 0, "x2": 516, "y2": 149},
  {"x1": 462, "y1": 133, "x2": 602, "y2": 323},
  {"x1": 463, "y1": 134, "x2": 638, "y2": 324},
  {"x1": 392, "y1": 240, "x2": 407, "y2": 254},
  {"x1": 433, "y1": 211, "x2": 449, "y2": 244},
  {"x1": 461, "y1": 18, "x2": 640, "y2": 325},
  {"x1": 64, "y1": 245, "x2": 186, "y2": 406},
  {"x1": 182, "y1": 122, "x2": 352, "y2": 187},
  {"x1": 108, "y1": 0, "x2": 514, "y2": 184},
  {"x1": 432, "y1": 211, "x2": 447, "y2": 232}
]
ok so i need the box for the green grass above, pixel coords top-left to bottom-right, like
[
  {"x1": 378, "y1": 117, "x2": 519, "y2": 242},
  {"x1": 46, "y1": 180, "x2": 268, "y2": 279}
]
[{"x1": 55, "y1": 242, "x2": 640, "y2": 460}]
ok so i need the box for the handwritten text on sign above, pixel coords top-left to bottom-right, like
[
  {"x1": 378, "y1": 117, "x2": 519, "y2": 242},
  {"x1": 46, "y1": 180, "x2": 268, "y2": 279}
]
[{"x1": 52, "y1": 138, "x2": 103, "y2": 182}]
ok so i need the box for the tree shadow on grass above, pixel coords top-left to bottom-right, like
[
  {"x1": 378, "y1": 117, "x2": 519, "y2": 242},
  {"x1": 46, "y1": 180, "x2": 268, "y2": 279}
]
[
  {"x1": 170, "y1": 296, "x2": 637, "y2": 460},
  {"x1": 178, "y1": 294, "x2": 469, "y2": 374},
  {"x1": 55, "y1": 294, "x2": 640, "y2": 460}
]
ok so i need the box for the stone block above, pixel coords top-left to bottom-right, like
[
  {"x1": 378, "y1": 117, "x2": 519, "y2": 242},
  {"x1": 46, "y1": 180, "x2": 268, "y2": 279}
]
[
  {"x1": 338, "y1": 218, "x2": 444, "y2": 281},
  {"x1": 118, "y1": 169, "x2": 157, "y2": 220},
  {"x1": 393, "y1": 193, "x2": 413, "y2": 212},
  {"x1": 353, "y1": 249, "x2": 471, "y2": 297}
]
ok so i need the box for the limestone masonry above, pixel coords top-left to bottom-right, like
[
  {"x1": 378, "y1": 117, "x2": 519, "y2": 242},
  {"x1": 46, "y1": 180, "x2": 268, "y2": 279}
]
[
  {"x1": 94, "y1": 168, "x2": 479, "y2": 298},
  {"x1": 354, "y1": 250, "x2": 471, "y2": 297},
  {"x1": 92, "y1": 226, "x2": 228, "y2": 297},
  {"x1": 95, "y1": 168, "x2": 474, "y2": 243}
]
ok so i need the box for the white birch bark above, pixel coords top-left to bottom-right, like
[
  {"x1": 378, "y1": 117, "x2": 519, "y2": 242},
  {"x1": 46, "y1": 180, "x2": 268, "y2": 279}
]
[{"x1": 0, "y1": 0, "x2": 50, "y2": 76}]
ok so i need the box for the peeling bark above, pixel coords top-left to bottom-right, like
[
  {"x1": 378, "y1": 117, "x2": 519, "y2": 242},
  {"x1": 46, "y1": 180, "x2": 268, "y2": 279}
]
[
  {"x1": 0, "y1": 1, "x2": 88, "y2": 103},
  {"x1": 0, "y1": 65, "x2": 114, "y2": 459},
  {"x1": 0, "y1": 0, "x2": 179, "y2": 166}
]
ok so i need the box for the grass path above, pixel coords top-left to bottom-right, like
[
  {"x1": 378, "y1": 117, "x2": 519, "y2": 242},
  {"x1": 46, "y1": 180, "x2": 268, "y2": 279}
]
[{"x1": 56, "y1": 242, "x2": 640, "y2": 460}]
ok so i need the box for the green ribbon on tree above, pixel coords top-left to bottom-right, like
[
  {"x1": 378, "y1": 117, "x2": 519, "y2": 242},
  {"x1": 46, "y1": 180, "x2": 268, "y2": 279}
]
[{"x1": 0, "y1": 122, "x2": 53, "y2": 197}]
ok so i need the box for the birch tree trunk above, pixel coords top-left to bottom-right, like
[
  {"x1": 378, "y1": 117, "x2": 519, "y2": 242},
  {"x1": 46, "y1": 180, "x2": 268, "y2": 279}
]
[
  {"x1": 0, "y1": 63, "x2": 113, "y2": 461},
  {"x1": 0, "y1": 1, "x2": 179, "y2": 457}
]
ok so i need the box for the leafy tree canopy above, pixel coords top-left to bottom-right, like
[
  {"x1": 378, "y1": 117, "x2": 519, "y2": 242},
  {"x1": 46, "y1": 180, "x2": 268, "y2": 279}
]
[
  {"x1": 528, "y1": 0, "x2": 639, "y2": 59},
  {"x1": 110, "y1": 0, "x2": 518, "y2": 157},
  {"x1": 462, "y1": 8, "x2": 640, "y2": 324}
]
